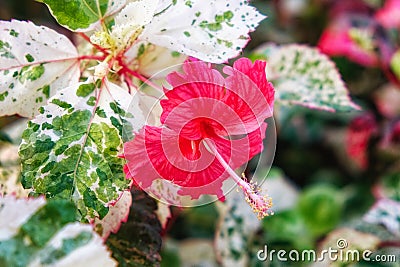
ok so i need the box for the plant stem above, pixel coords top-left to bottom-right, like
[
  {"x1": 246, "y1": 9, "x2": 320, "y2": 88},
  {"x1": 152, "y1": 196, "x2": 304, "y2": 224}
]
[
  {"x1": 78, "y1": 32, "x2": 109, "y2": 54},
  {"x1": 78, "y1": 55, "x2": 107, "y2": 61},
  {"x1": 118, "y1": 61, "x2": 164, "y2": 93}
]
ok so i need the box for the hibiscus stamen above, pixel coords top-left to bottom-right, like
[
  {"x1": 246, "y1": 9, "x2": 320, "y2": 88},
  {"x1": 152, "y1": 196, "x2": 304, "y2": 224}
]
[{"x1": 204, "y1": 139, "x2": 273, "y2": 219}]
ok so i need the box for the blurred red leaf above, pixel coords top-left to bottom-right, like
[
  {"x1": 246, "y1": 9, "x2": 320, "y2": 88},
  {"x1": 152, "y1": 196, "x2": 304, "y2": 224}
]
[{"x1": 346, "y1": 113, "x2": 377, "y2": 169}]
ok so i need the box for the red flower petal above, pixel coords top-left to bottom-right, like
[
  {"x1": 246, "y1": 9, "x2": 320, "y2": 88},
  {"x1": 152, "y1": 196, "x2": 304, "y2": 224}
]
[
  {"x1": 161, "y1": 59, "x2": 274, "y2": 138},
  {"x1": 224, "y1": 58, "x2": 274, "y2": 131},
  {"x1": 123, "y1": 124, "x2": 267, "y2": 199},
  {"x1": 166, "y1": 59, "x2": 225, "y2": 88},
  {"x1": 229, "y1": 58, "x2": 274, "y2": 109}
]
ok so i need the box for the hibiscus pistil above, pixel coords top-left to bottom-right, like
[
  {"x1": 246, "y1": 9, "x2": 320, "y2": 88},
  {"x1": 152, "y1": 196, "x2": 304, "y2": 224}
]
[{"x1": 204, "y1": 138, "x2": 273, "y2": 219}]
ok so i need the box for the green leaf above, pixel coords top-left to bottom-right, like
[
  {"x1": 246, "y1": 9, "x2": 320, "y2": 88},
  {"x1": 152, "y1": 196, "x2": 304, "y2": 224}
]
[
  {"x1": 262, "y1": 209, "x2": 314, "y2": 250},
  {"x1": 106, "y1": 188, "x2": 162, "y2": 267},
  {"x1": 255, "y1": 44, "x2": 360, "y2": 112},
  {"x1": 0, "y1": 20, "x2": 79, "y2": 118},
  {"x1": 390, "y1": 49, "x2": 400, "y2": 81},
  {"x1": 39, "y1": 0, "x2": 126, "y2": 32},
  {"x1": 19, "y1": 79, "x2": 144, "y2": 221},
  {"x1": 298, "y1": 184, "x2": 344, "y2": 237},
  {"x1": 378, "y1": 172, "x2": 400, "y2": 201},
  {"x1": 0, "y1": 195, "x2": 116, "y2": 266}
]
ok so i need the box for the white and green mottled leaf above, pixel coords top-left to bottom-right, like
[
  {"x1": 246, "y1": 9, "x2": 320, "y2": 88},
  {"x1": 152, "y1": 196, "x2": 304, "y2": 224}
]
[
  {"x1": 364, "y1": 198, "x2": 400, "y2": 236},
  {"x1": 93, "y1": 190, "x2": 132, "y2": 239},
  {"x1": 114, "y1": 0, "x2": 157, "y2": 27},
  {"x1": 0, "y1": 165, "x2": 26, "y2": 197},
  {"x1": 140, "y1": 0, "x2": 265, "y2": 63},
  {"x1": 156, "y1": 202, "x2": 171, "y2": 229},
  {"x1": 109, "y1": 0, "x2": 159, "y2": 49},
  {"x1": 146, "y1": 178, "x2": 182, "y2": 206},
  {"x1": 0, "y1": 195, "x2": 116, "y2": 266},
  {"x1": 255, "y1": 44, "x2": 360, "y2": 112},
  {"x1": 0, "y1": 142, "x2": 29, "y2": 197},
  {"x1": 0, "y1": 20, "x2": 80, "y2": 118},
  {"x1": 215, "y1": 179, "x2": 263, "y2": 267},
  {"x1": 0, "y1": 196, "x2": 46, "y2": 240},
  {"x1": 39, "y1": 0, "x2": 127, "y2": 32},
  {"x1": 30, "y1": 223, "x2": 116, "y2": 267},
  {"x1": 19, "y1": 79, "x2": 145, "y2": 221}
]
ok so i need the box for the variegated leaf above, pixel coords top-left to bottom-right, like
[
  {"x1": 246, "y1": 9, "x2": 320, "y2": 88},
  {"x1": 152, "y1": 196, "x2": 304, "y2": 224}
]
[
  {"x1": 110, "y1": 0, "x2": 158, "y2": 50},
  {"x1": 39, "y1": 0, "x2": 127, "y2": 32},
  {"x1": 0, "y1": 195, "x2": 116, "y2": 266},
  {"x1": 19, "y1": 79, "x2": 145, "y2": 221},
  {"x1": 214, "y1": 169, "x2": 292, "y2": 267},
  {"x1": 155, "y1": 202, "x2": 171, "y2": 229},
  {"x1": 364, "y1": 198, "x2": 400, "y2": 236},
  {"x1": 0, "y1": 142, "x2": 29, "y2": 197},
  {"x1": 146, "y1": 178, "x2": 182, "y2": 206},
  {"x1": 255, "y1": 44, "x2": 360, "y2": 112},
  {"x1": 106, "y1": 188, "x2": 162, "y2": 266},
  {"x1": 93, "y1": 190, "x2": 132, "y2": 239},
  {"x1": 215, "y1": 179, "x2": 264, "y2": 267},
  {"x1": 140, "y1": 0, "x2": 265, "y2": 63},
  {"x1": 0, "y1": 165, "x2": 24, "y2": 197},
  {"x1": 0, "y1": 20, "x2": 80, "y2": 118}
]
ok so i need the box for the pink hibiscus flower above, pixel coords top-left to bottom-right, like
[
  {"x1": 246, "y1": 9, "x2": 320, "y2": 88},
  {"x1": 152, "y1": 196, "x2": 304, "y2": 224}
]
[{"x1": 124, "y1": 58, "x2": 275, "y2": 218}]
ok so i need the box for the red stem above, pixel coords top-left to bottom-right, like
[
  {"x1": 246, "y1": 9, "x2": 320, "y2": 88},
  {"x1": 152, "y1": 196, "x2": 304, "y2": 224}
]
[
  {"x1": 379, "y1": 240, "x2": 400, "y2": 248},
  {"x1": 78, "y1": 55, "x2": 106, "y2": 61},
  {"x1": 123, "y1": 75, "x2": 137, "y2": 94},
  {"x1": 78, "y1": 32, "x2": 109, "y2": 54},
  {"x1": 118, "y1": 60, "x2": 163, "y2": 93}
]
